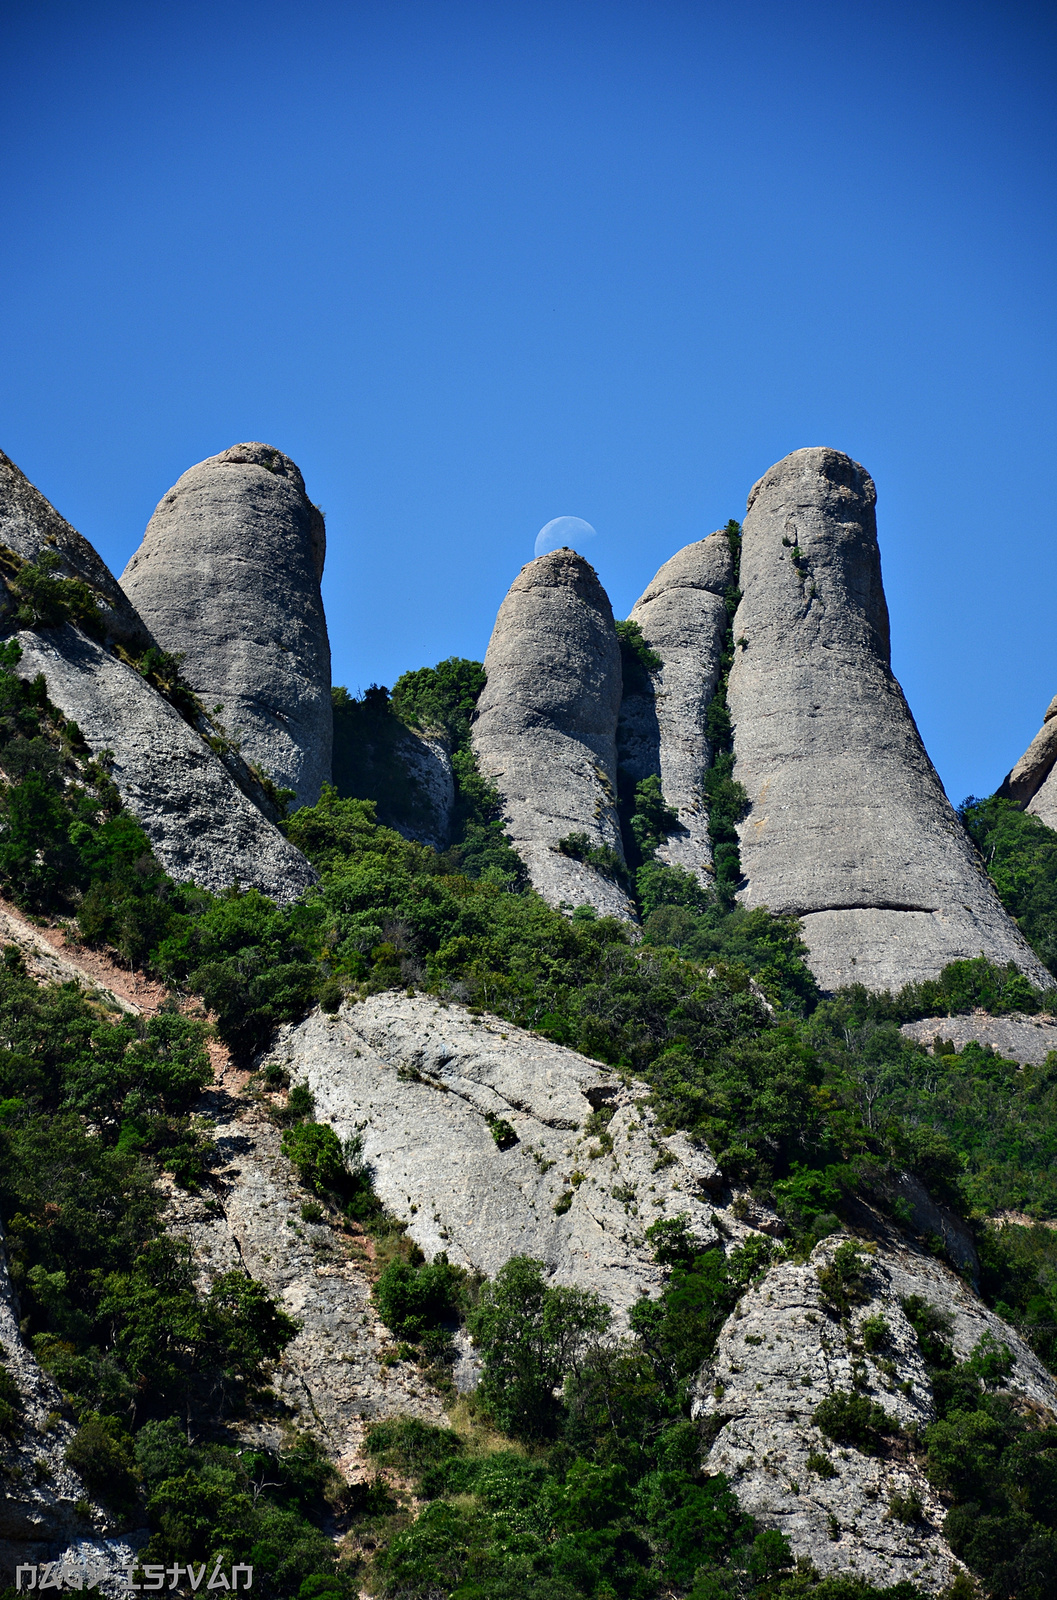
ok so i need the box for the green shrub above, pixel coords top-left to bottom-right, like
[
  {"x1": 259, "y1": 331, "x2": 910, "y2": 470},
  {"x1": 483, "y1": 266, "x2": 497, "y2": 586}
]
[
  {"x1": 373, "y1": 1256, "x2": 464, "y2": 1341},
  {"x1": 812, "y1": 1392, "x2": 900, "y2": 1453},
  {"x1": 281, "y1": 1121, "x2": 348, "y2": 1195}
]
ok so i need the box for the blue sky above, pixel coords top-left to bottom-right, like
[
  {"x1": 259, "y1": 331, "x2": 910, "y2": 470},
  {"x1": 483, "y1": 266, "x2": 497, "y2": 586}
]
[{"x1": 2, "y1": 0, "x2": 1055, "y2": 805}]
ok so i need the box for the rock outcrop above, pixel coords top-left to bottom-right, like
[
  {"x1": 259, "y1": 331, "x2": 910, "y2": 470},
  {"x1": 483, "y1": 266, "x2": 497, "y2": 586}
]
[
  {"x1": 901, "y1": 1009, "x2": 1057, "y2": 1065},
  {"x1": 332, "y1": 689, "x2": 455, "y2": 852},
  {"x1": 1, "y1": 1219, "x2": 146, "y2": 1587},
  {"x1": 618, "y1": 531, "x2": 735, "y2": 881},
  {"x1": 0, "y1": 450, "x2": 151, "y2": 651},
  {"x1": 693, "y1": 1232, "x2": 1056, "y2": 1592},
  {"x1": 1000, "y1": 695, "x2": 1057, "y2": 829},
  {"x1": 163, "y1": 1086, "x2": 449, "y2": 1478},
  {"x1": 15, "y1": 626, "x2": 316, "y2": 904},
  {"x1": 726, "y1": 448, "x2": 1052, "y2": 993},
  {"x1": 122, "y1": 444, "x2": 332, "y2": 809},
  {"x1": 472, "y1": 550, "x2": 634, "y2": 919},
  {"x1": 271, "y1": 993, "x2": 725, "y2": 1324}
]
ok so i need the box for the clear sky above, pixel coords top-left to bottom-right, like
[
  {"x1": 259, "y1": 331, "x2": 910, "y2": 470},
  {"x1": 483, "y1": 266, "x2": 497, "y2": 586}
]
[{"x1": 2, "y1": 0, "x2": 1055, "y2": 805}]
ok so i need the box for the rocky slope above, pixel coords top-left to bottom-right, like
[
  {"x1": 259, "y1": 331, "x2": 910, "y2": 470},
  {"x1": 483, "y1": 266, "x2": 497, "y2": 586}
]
[
  {"x1": 14, "y1": 625, "x2": 315, "y2": 904},
  {"x1": 619, "y1": 531, "x2": 735, "y2": 882},
  {"x1": 473, "y1": 549, "x2": 635, "y2": 919},
  {"x1": 726, "y1": 447, "x2": 1051, "y2": 993},
  {"x1": 693, "y1": 1231, "x2": 1056, "y2": 1591},
  {"x1": 271, "y1": 993, "x2": 726, "y2": 1323},
  {"x1": 122, "y1": 443, "x2": 332, "y2": 809}
]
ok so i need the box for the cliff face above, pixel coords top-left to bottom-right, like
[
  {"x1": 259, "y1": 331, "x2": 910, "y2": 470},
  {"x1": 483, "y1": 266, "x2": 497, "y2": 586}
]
[
  {"x1": 619, "y1": 531, "x2": 735, "y2": 882},
  {"x1": 1000, "y1": 695, "x2": 1057, "y2": 829},
  {"x1": 472, "y1": 549, "x2": 635, "y2": 920},
  {"x1": 122, "y1": 443, "x2": 332, "y2": 809},
  {"x1": 726, "y1": 447, "x2": 1050, "y2": 992},
  {"x1": 14, "y1": 627, "x2": 316, "y2": 904}
]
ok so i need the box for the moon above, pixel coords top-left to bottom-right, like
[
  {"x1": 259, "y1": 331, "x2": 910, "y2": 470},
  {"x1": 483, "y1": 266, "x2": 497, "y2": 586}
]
[{"x1": 535, "y1": 515, "x2": 597, "y2": 559}]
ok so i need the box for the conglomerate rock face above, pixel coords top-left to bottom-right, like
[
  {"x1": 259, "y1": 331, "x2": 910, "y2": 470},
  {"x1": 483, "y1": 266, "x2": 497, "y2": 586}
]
[
  {"x1": 0, "y1": 448, "x2": 151, "y2": 651},
  {"x1": 619, "y1": 531, "x2": 735, "y2": 882},
  {"x1": 692, "y1": 1232, "x2": 1056, "y2": 1593},
  {"x1": 272, "y1": 993, "x2": 727, "y2": 1325},
  {"x1": 472, "y1": 549, "x2": 635, "y2": 920},
  {"x1": 122, "y1": 443, "x2": 332, "y2": 808},
  {"x1": 1000, "y1": 693, "x2": 1057, "y2": 829},
  {"x1": 15, "y1": 626, "x2": 316, "y2": 904},
  {"x1": 726, "y1": 447, "x2": 1051, "y2": 993}
]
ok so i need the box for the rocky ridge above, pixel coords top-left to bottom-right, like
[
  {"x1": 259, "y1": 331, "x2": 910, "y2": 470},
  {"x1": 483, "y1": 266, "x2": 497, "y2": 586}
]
[
  {"x1": 693, "y1": 1231, "x2": 1056, "y2": 1591},
  {"x1": 726, "y1": 447, "x2": 1051, "y2": 993},
  {"x1": 1001, "y1": 694, "x2": 1057, "y2": 830},
  {"x1": 472, "y1": 549, "x2": 635, "y2": 920},
  {"x1": 619, "y1": 531, "x2": 735, "y2": 882},
  {"x1": 122, "y1": 444, "x2": 333, "y2": 809}
]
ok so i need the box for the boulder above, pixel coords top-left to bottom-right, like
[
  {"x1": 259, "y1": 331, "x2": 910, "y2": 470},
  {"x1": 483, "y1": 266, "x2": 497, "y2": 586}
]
[
  {"x1": 619, "y1": 531, "x2": 735, "y2": 881},
  {"x1": 726, "y1": 448, "x2": 1051, "y2": 993},
  {"x1": 693, "y1": 1232, "x2": 1055, "y2": 1591},
  {"x1": 14, "y1": 626, "x2": 316, "y2": 904},
  {"x1": 122, "y1": 444, "x2": 332, "y2": 809},
  {"x1": 472, "y1": 549, "x2": 634, "y2": 920},
  {"x1": 272, "y1": 993, "x2": 725, "y2": 1325},
  {"x1": 0, "y1": 448, "x2": 151, "y2": 651}
]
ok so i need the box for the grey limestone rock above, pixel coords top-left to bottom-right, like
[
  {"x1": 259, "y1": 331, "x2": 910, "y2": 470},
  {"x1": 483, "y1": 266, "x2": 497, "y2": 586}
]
[
  {"x1": 393, "y1": 728, "x2": 455, "y2": 851},
  {"x1": 619, "y1": 531, "x2": 735, "y2": 882},
  {"x1": 271, "y1": 993, "x2": 725, "y2": 1325},
  {"x1": 901, "y1": 1008, "x2": 1057, "y2": 1066},
  {"x1": 0, "y1": 448, "x2": 152, "y2": 651},
  {"x1": 122, "y1": 443, "x2": 332, "y2": 809},
  {"x1": 472, "y1": 549, "x2": 634, "y2": 920},
  {"x1": 14, "y1": 626, "x2": 316, "y2": 904},
  {"x1": 693, "y1": 1232, "x2": 1056, "y2": 1591},
  {"x1": 727, "y1": 448, "x2": 1051, "y2": 993}
]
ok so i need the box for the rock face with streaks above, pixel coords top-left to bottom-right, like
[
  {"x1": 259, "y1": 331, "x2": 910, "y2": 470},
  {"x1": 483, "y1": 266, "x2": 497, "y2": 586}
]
[
  {"x1": 901, "y1": 1009, "x2": 1057, "y2": 1065},
  {"x1": 472, "y1": 549, "x2": 634, "y2": 919},
  {"x1": 1000, "y1": 694, "x2": 1057, "y2": 829},
  {"x1": 0, "y1": 449, "x2": 151, "y2": 651},
  {"x1": 162, "y1": 1086, "x2": 449, "y2": 1474},
  {"x1": 14, "y1": 626, "x2": 316, "y2": 904},
  {"x1": 692, "y1": 1232, "x2": 1056, "y2": 1592},
  {"x1": 122, "y1": 444, "x2": 332, "y2": 808},
  {"x1": 618, "y1": 531, "x2": 735, "y2": 881},
  {"x1": 271, "y1": 993, "x2": 726, "y2": 1324},
  {"x1": 726, "y1": 448, "x2": 1051, "y2": 993}
]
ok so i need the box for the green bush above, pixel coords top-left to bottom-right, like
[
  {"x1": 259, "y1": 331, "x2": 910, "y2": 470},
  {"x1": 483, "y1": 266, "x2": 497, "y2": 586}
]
[
  {"x1": 812, "y1": 1392, "x2": 900, "y2": 1453},
  {"x1": 373, "y1": 1256, "x2": 465, "y2": 1341}
]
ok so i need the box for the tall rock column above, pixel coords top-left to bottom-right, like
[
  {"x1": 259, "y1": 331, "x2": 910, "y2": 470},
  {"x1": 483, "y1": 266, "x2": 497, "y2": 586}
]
[
  {"x1": 121, "y1": 443, "x2": 332, "y2": 809},
  {"x1": 999, "y1": 696, "x2": 1057, "y2": 829},
  {"x1": 726, "y1": 447, "x2": 1050, "y2": 992},
  {"x1": 618, "y1": 531, "x2": 735, "y2": 881},
  {"x1": 472, "y1": 549, "x2": 635, "y2": 920}
]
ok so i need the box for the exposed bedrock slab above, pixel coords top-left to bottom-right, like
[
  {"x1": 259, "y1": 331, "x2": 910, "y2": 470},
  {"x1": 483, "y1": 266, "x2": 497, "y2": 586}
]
[
  {"x1": 901, "y1": 1008, "x2": 1057, "y2": 1066},
  {"x1": 272, "y1": 993, "x2": 725, "y2": 1324},
  {"x1": 122, "y1": 443, "x2": 332, "y2": 808},
  {"x1": 15, "y1": 626, "x2": 316, "y2": 904},
  {"x1": 693, "y1": 1233, "x2": 1056, "y2": 1592},
  {"x1": 727, "y1": 448, "x2": 1050, "y2": 993},
  {"x1": 619, "y1": 531, "x2": 735, "y2": 882},
  {"x1": 472, "y1": 549, "x2": 635, "y2": 920},
  {"x1": 0, "y1": 448, "x2": 152, "y2": 650}
]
